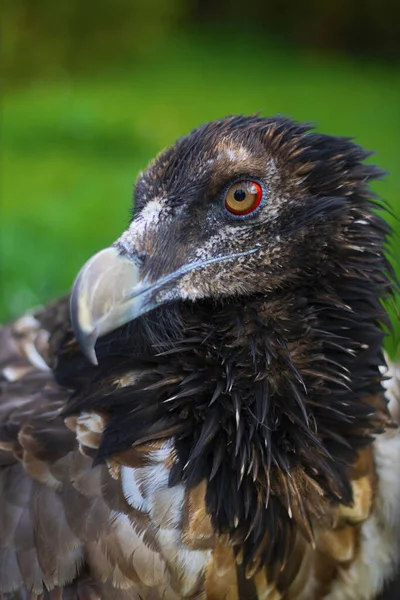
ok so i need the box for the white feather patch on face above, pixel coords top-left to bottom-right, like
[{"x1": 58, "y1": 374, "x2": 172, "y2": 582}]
[
  {"x1": 194, "y1": 226, "x2": 247, "y2": 262},
  {"x1": 324, "y1": 429, "x2": 400, "y2": 600},
  {"x1": 118, "y1": 198, "x2": 165, "y2": 250}
]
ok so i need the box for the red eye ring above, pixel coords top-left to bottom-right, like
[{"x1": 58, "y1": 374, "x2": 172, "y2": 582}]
[{"x1": 224, "y1": 180, "x2": 263, "y2": 216}]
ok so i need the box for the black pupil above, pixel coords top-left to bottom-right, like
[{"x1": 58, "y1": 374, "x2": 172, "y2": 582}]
[{"x1": 233, "y1": 188, "x2": 247, "y2": 202}]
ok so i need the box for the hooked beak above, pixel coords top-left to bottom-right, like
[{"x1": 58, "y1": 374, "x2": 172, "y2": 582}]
[
  {"x1": 70, "y1": 247, "x2": 154, "y2": 365},
  {"x1": 71, "y1": 244, "x2": 260, "y2": 365}
]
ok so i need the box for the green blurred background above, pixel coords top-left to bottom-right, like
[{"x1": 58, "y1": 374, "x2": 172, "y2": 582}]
[{"x1": 2, "y1": 0, "x2": 400, "y2": 354}]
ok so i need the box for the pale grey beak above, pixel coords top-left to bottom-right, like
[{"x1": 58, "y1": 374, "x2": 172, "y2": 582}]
[
  {"x1": 70, "y1": 247, "x2": 152, "y2": 365},
  {"x1": 70, "y1": 244, "x2": 260, "y2": 365}
]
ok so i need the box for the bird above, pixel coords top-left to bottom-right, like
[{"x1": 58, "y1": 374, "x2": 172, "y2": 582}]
[{"x1": 0, "y1": 114, "x2": 399, "y2": 600}]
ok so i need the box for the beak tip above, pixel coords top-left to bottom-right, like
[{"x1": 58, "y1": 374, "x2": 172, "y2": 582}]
[
  {"x1": 85, "y1": 345, "x2": 99, "y2": 366},
  {"x1": 73, "y1": 323, "x2": 100, "y2": 366}
]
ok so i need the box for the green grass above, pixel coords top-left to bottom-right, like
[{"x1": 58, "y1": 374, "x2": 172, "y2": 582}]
[{"x1": 2, "y1": 31, "x2": 400, "y2": 354}]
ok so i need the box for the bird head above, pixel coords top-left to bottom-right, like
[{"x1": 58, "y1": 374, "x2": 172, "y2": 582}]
[{"x1": 71, "y1": 115, "x2": 387, "y2": 365}]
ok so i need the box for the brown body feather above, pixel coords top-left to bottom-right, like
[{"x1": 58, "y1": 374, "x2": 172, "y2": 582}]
[{"x1": 1, "y1": 116, "x2": 400, "y2": 599}]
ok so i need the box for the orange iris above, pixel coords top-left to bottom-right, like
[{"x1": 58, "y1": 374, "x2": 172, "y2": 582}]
[{"x1": 224, "y1": 180, "x2": 263, "y2": 216}]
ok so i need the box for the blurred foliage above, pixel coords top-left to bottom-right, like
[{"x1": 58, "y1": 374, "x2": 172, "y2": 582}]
[
  {"x1": 195, "y1": 0, "x2": 400, "y2": 61},
  {"x1": 2, "y1": 0, "x2": 188, "y2": 82},
  {"x1": 1, "y1": 3, "x2": 400, "y2": 354},
  {"x1": 2, "y1": 0, "x2": 399, "y2": 85}
]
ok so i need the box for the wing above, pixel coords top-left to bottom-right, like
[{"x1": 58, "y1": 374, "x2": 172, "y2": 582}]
[
  {"x1": 0, "y1": 306, "x2": 106, "y2": 598},
  {"x1": 0, "y1": 306, "x2": 221, "y2": 600}
]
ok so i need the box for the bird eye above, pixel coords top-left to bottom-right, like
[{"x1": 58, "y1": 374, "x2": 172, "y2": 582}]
[{"x1": 224, "y1": 180, "x2": 263, "y2": 216}]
